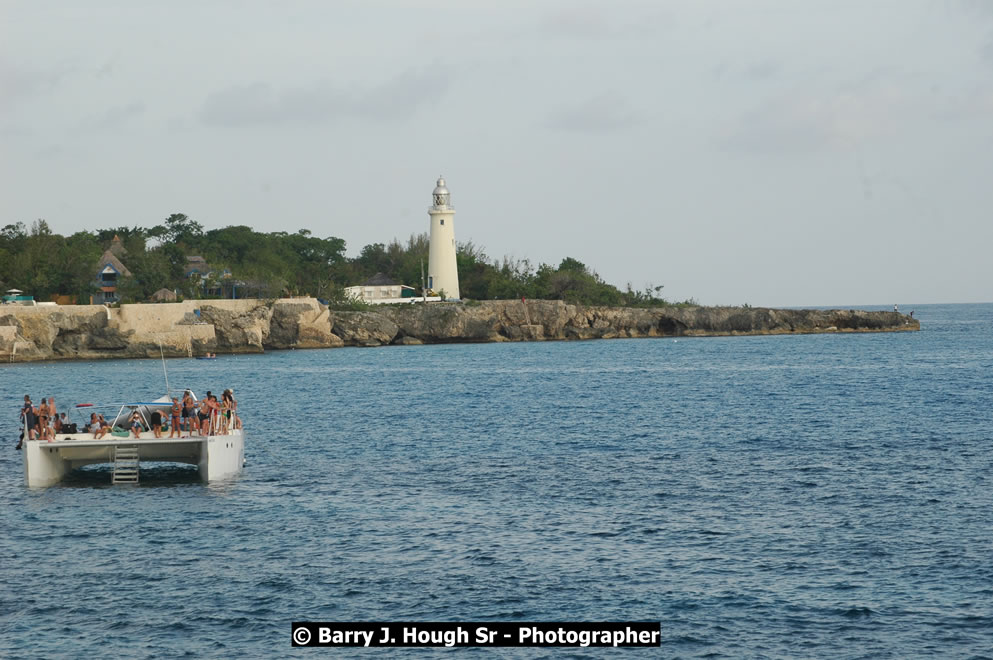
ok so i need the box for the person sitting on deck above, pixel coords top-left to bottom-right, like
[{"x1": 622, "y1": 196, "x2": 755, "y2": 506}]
[
  {"x1": 169, "y1": 398, "x2": 182, "y2": 438},
  {"x1": 129, "y1": 412, "x2": 143, "y2": 439},
  {"x1": 95, "y1": 414, "x2": 111, "y2": 439},
  {"x1": 89, "y1": 413, "x2": 101, "y2": 437}
]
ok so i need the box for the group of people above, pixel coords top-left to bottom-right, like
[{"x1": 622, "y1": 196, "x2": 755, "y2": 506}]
[
  {"x1": 112, "y1": 389, "x2": 241, "y2": 439},
  {"x1": 17, "y1": 395, "x2": 69, "y2": 446},
  {"x1": 167, "y1": 389, "x2": 241, "y2": 438},
  {"x1": 16, "y1": 389, "x2": 241, "y2": 448}
]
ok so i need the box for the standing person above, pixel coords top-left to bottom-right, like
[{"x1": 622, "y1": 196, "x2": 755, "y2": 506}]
[
  {"x1": 221, "y1": 390, "x2": 236, "y2": 434},
  {"x1": 150, "y1": 408, "x2": 163, "y2": 438},
  {"x1": 37, "y1": 398, "x2": 51, "y2": 441},
  {"x1": 21, "y1": 395, "x2": 37, "y2": 442},
  {"x1": 219, "y1": 391, "x2": 230, "y2": 435},
  {"x1": 169, "y1": 397, "x2": 182, "y2": 438},
  {"x1": 182, "y1": 390, "x2": 196, "y2": 435},
  {"x1": 199, "y1": 393, "x2": 212, "y2": 436},
  {"x1": 208, "y1": 394, "x2": 221, "y2": 435},
  {"x1": 229, "y1": 389, "x2": 241, "y2": 430}
]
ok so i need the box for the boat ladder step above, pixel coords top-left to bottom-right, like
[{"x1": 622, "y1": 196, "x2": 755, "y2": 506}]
[{"x1": 112, "y1": 445, "x2": 140, "y2": 484}]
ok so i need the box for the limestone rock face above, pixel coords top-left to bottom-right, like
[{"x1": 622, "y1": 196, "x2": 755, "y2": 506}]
[
  {"x1": 331, "y1": 311, "x2": 399, "y2": 346},
  {"x1": 198, "y1": 303, "x2": 271, "y2": 352},
  {"x1": 269, "y1": 300, "x2": 340, "y2": 349},
  {"x1": 0, "y1": 298, "x2": 919, "y2": 362}
]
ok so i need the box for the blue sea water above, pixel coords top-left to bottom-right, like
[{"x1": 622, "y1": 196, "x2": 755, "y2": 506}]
[{"x1": 1, "y1": 303, "x2": 991, "y2": 658}]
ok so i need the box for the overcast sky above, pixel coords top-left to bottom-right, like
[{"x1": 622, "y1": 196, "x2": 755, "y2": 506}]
[{"x1": 2, "y1": 0, "x2": 991, "y2": 306}]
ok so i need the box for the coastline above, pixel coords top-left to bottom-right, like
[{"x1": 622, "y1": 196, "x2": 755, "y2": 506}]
[{"x1": 0, "y1": 298, "x2": 919, "y2": 363}]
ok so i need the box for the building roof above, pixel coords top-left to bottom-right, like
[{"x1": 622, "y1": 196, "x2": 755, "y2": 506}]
[
  {"x1": 184, "y1": 256, "x2": 210, "y2": 277},
  {"x1": 361, "y1": 272, "x2": 398, "y2": 286},
  {"x1": 97, "y1": 250, "x2": 132, "y2": 277},
  {"x1": 150, "y1": 288, "x2": 177, "y2": 301},
  {"x1": 108, "y1": 234, "x2": 127, "y2": 257}
]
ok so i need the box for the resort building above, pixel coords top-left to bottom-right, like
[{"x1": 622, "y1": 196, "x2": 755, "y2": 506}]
[
  {"x1": 345, "y1": 273, "x2": 417, "y2": 304},
  {"x1": 93, "y1": 235, "x2": 132, "y2": 304}
]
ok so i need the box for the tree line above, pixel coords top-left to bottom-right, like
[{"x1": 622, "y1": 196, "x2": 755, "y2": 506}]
[{"x1": 0, "y1": 214, "x2": 689, "y2": 308}]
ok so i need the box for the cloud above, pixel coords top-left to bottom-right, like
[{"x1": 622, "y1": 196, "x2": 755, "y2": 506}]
[
  {"x1": 928, "y1": 86, "x2": 993, "y2": 121},
  {"x1": 198, "y1": 67, "x2": 452, "y2": 127},
  {"x1": 0, "y1": 63, "x2": 72, "y2": 111},
  {"x1": 545, "y1": 93, "x2": 640, "y2": 133},
  {"x1": 537, "y1": 4, "x2": 671, "y2": 40},
  {"x1": 957, "y1": 0, "x2": 993, "y2": 20},
  {"x1": 721, "y1": 78, "x2": 927, "y2": 153},
  {"x1": 79, "y1": 102, "x2": 146, "y2": 131},
  {"x1": 743, "y1": 61, "x2": 780, "y2": 82}
]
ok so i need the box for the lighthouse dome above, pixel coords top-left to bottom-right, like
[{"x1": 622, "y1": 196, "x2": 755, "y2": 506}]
[{"x1": 432, "y1": 176, "x2": 451, "y2": 207}]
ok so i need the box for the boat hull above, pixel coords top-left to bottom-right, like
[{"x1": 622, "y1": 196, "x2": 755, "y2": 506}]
[{"x1": 22, "y1": 430, "x2": 246, "y2": 487}]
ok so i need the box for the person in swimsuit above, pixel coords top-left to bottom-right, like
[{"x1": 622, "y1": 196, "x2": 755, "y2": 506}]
[
  {"x1": 95, "y1": 414, "x2": 111, "y2": 439},
  {"x1": 208, "y1": 394, "x2": 221, "y2": 435},
  {"x1": 219, "y1": 391, "x2": 231, "y2": 434},
  {"x1": 169, "y1": 397, "x2": 182, "y2": 438},
  {"x1": 38, "y1": 398, "x2": 51, "y2": 441},
  {"x1": 182, "y1": 390, "x2": 197, "y2": 435},
  {"x1": 199, "y1": 393, "x2": 212, "y2": 435},
  {"x1": 130, "y1": 412, "x2": 143, "y2": 439},
  {"x1": 229, "y1": 390, "x2": 240, "y2": 430},
  {"x1": 150, "y1": 409, "x2": 163, "y2": 438}
]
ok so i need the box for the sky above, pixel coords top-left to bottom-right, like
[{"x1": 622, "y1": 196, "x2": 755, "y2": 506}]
[{"x1": 2, "y1": 0, "x2": 991, "y2": 306}]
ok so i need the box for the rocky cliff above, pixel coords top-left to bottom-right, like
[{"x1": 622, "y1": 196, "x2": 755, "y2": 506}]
[{"x1": 0, "y1": 298, "x2": 918, "y2": 362}]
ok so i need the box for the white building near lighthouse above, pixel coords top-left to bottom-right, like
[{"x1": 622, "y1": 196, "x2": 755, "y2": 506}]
[{"x1": 427, "y1": 176, "x2": 460, "y2": 300}]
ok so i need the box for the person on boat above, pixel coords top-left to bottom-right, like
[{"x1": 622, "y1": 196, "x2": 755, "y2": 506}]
[
  {"x1": 129, "y1": 412, "x2": 143, "y2": 439},
  {"x1": 221, "y1": 389, "x2": 238, "y2": 433},
  {"x1": 208, "y1": 394, "x2": 222, "y2": 435},
  {"x1": 89, "y1": 413, "x2": 101, "y2": 437},
  {"x1": 53, "y1": 413, "x2": 63, "y2": 435},
  {"x1": 182, "y1": 390, "x2": 197, "y2": 435},
  {"x1": 37, "y1": 398, "x2": 51, "y2": 441},
  {"x1": 20, "y1": 395, "x2": 37, "y2": 442},
  {"x1": 95, "y1": 414, "x2": 111, "y2": 439},
  {"x1": 150, "y1": 408, "x2": 163, "y2": 438},
  {"x1": 169, "y1": 397, "x2": 183, "y2": 438},
  {"x1": 231, "y1": 390, "x2": 241, "y2": 430},
  {"x1": 199, "y1": 393, "x2": 212, "y2": 435}
]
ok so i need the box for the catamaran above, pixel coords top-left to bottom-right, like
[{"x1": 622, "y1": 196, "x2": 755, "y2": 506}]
[{"x1": 21, "y1": 395, "x2": 245, "y2": 487}]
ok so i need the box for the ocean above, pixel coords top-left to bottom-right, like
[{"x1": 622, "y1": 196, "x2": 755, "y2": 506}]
[{"x1": 2, "y1": 303, "x2": 991, "y2": 658}]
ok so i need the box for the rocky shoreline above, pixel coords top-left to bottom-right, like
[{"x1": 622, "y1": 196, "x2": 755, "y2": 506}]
[{"x1": 0, "y1": 298, "x2": 919, "y2": 362}]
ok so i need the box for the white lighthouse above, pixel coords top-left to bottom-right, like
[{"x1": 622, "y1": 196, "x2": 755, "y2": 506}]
[{"x1": 427, "y1": 176, "x2": 460, "y2": 300}]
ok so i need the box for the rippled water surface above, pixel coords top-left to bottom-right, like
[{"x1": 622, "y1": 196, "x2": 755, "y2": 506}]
[{"x1": 2, "y1": 303, "x2": 992, "y2": 658}]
